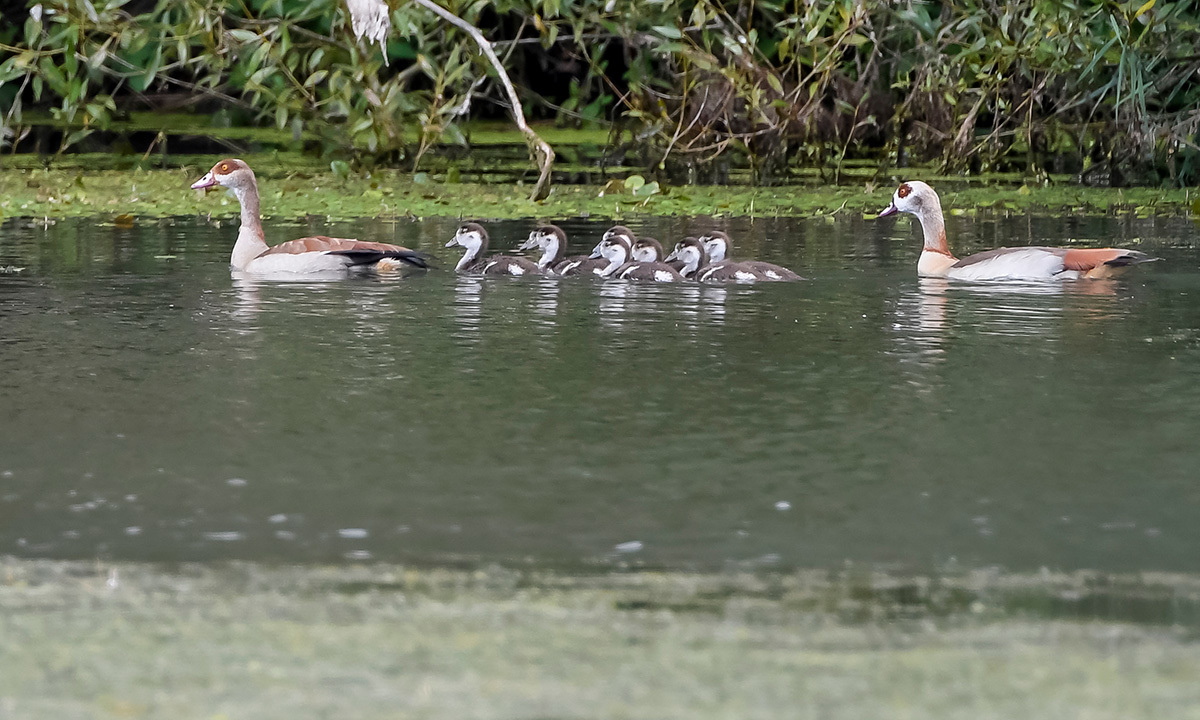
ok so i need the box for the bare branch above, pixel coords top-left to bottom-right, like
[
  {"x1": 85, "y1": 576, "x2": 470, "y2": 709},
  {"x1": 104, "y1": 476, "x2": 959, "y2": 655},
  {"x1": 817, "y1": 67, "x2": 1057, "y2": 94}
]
[{"x1": 408, "y1": 0, "x2": 555, "y2": 201}]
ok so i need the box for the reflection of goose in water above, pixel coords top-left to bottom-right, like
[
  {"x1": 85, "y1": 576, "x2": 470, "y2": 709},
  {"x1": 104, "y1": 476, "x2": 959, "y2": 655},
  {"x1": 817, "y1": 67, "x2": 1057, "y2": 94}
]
[
  {"x1": 530, "y1": 276, "x2": 561, "y2": 328},
  {"x1": 698, "y1": 285, "x2": 729, "y2": 325},
  {"x1": 893, "y1": 276, "x2": 1127, "y2": 371},
  {"x1": 596, "y1": 280, "x2": 632, "y2": 331},
  {"x1": 229, "y1": 272, "x2": 349, "y2": 325},
  {"x1": 451, "y1": 275, "x2": 485, "y2": 343}
]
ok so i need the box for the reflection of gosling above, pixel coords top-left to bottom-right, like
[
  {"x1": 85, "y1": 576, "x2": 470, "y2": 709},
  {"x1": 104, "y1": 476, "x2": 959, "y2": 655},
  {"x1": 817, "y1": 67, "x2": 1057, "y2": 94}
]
[
  {"x1": 591, "y1": 234, "x2": 684, "y2": 282},
  {"x1": 446, "y1": 222, "x2": 541, "y2": 276},
  {"x1": 699, "y1": 230, "x2": 802, "y2": 281}
]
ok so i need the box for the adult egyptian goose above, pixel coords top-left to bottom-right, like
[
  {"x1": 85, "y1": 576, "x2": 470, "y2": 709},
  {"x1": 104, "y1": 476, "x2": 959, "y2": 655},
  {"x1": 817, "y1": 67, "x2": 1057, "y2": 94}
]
[
  {"x1": 518, "y1": 225, "x2": 608, "y2": 276},
  {"x1": 878, "y1": 181, "x2": 1157, "y2": 280},
  {"x1": 190, "y1": 159, "x2": 427, "y2": 273},
  {"x1": 446, "y1": 222, "x2": 541, "y2": 275},
  {"x1": 590, "y1": 234, "x2": 684, "y2": 282},
  {"x1": 664, "y1": 237, "x2": 766, "y2": 282},
  {"x1": 699, "y1": 231, "x2": 801, "y2": 281}
]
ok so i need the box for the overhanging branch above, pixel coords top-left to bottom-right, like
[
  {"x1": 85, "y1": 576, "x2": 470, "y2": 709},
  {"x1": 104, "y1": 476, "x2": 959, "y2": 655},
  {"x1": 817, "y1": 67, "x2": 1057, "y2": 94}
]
[
  {"x1": 346, "y1": 0, "x2": 555, "y2": 201},
  {"x1": 409, "y1": 0, "x2": 554, "y2": 201}
]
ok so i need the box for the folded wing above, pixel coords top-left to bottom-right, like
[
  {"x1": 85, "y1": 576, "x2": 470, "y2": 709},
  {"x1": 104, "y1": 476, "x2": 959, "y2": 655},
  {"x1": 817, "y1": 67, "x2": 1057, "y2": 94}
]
[{"x1": 262, "y1": 236, "x2": 428, "y2": 269}]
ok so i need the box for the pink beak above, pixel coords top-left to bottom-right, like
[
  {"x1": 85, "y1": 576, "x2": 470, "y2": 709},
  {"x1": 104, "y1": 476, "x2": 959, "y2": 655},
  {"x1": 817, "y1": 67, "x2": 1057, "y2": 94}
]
[
  {"x1": 190, "y1": 172, "x2": 218, "y2": 190},
  {"x1": 877, "y1": 202, "x2": 898, "y2": 218}
]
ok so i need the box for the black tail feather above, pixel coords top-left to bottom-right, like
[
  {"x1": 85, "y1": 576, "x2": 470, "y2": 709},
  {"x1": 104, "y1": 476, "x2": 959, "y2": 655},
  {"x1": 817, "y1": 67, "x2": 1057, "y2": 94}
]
[
  {"x1": 328, "y1": 249, "x2": 430, "y2": 269},
  {"x1": 1105, "y1": 252, "x2": 1159, "y2": 268}
]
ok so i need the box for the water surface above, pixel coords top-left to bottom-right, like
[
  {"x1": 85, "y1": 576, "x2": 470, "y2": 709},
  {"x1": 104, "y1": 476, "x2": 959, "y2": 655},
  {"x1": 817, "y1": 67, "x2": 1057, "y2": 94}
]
[{"x1": 1, "y1": 211, "x2": 1198, "y2": 573}]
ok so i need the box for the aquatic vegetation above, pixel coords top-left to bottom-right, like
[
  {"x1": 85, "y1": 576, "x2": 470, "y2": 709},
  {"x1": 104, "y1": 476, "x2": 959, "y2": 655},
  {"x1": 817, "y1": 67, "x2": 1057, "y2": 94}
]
[{"x1": 0, "y1": 161, "x2": 1195, "y2": 221}]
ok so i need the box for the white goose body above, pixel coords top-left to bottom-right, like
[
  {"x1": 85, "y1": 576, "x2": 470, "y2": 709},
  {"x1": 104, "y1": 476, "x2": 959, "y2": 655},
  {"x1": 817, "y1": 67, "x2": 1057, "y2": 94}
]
[
  {"x1": 191, "y1": 159, "x2": 426, "y2": 274},
  {"x1": 880, "y1": 181, "x2": 1156, "y2": 281}
]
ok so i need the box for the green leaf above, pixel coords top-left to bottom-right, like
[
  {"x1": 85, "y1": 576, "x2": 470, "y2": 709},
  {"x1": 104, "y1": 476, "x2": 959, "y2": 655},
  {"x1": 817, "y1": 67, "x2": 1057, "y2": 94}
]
[
  {"x1": 1134, "y1": 0, "x2": 1155, "y2": 19},
  {"x1": 652, "y1": 25, "x2": 682, "y2": 39},
  {"x1": 623, "y1": 174, "x2": 645, "y2": 191},
  {"x1": 633, "y1": 180, "x2": 660, "y2": 197},
  {"x1": 229, "y1": 29, "x2": 260, "y2": 44},
  {"x1": 37, "y1": 58, "x2": 68, "y2": 96}
]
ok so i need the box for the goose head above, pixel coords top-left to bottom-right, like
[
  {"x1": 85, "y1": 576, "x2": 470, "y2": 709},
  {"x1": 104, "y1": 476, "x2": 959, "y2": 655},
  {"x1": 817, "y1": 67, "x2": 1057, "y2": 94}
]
[
  {"x1": 664, "y1": 237, "x2": 707, "y2": 277},
  {"x1": 698, "y1": 231, "x2": 732, "y2": 263},
  {"x1": 631, "y1": 237, "x2": 665, "y2": 263},
  {"x1": 191, "y1": 158, "x2": 256, "y2": 192},
  {"x1": 878, "y1": 181, "x2": 940, "y2": 218}
]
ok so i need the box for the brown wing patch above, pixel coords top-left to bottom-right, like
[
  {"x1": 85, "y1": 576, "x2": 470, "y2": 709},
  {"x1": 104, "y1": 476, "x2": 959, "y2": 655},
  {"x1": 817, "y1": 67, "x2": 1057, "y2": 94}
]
[
  {"x1": 260, "y1": 236, "x2": 414, "y2": 256},
  {"x1": 1063, "y1": 248, "x2": 1139, "y2": 271}
]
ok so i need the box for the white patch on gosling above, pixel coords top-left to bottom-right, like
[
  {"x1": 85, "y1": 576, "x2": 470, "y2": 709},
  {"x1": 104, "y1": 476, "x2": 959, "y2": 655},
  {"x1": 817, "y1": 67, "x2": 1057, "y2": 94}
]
[
  {"x1": 735, "y1": 270, "x2": 757, "y2": 282},
  {"x1": 654, "y1": 269, "x2": 674, "y2": 282},
  {"x1": 508, "y1": 264, "x2": 526, "y2": 275}
]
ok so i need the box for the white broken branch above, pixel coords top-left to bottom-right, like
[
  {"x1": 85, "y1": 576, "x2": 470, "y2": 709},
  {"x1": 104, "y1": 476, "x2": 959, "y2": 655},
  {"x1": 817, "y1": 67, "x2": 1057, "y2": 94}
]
[{"x1": 346, "y1": 0, "x2": 390, "y2": 62}]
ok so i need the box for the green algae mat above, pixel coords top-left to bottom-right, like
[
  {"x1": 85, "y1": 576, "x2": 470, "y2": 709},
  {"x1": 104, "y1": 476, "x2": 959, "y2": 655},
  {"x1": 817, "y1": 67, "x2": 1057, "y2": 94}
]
[{"x1": 1, "y1": 159, "x2": 1196, "y2": 221}]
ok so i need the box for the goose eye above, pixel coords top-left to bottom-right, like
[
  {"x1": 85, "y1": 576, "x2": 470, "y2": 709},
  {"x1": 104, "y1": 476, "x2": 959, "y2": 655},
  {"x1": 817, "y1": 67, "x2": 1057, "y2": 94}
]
[
  {"x1": 897, "y1": 183, "x2": 911, "y2": 199},
  {"x1": 219, "y1": 163, "x2": 229, "y2": 172}
]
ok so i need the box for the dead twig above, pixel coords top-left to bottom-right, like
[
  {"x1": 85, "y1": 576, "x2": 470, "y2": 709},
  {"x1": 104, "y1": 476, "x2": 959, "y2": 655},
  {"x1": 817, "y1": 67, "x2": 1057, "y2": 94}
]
[{"x1": 407, "y1": 0, "x2": 556, "y2": 201}]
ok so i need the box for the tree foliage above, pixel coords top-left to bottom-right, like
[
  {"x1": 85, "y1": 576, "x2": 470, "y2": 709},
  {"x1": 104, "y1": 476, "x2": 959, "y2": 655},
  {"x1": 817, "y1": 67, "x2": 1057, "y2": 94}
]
[{"x1": 1, "y1": 0, "x2": 1198, "y2": 185}]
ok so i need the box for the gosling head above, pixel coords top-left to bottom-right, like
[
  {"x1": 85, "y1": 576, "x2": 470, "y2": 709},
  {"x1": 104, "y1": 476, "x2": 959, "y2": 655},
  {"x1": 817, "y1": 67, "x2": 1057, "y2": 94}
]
[
  {"x1": 519, "y1": 224, "x2": 565, "y2": 251},
  {"x1": 602, "y1": 225, "x2": 636, "y2": 247},
  {"x1": 446, "y1": 222, "x2": 488, "y2": 252},
  {"x1": 664, "y1": 237, "x2": 707, "y2": 277},
  {"x1": 590, "y1": 234, "x2": 632, "y2": 264},
  {"x1": 631, "y1": 237, "x2": 665, "y2": 263},
  {"x1": 698, "y1": 231, "x2": 732, "y2": 263}
]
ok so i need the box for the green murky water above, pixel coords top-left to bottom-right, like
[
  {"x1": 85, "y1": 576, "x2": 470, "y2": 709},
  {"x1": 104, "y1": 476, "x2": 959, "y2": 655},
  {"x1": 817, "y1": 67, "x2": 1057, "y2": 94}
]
[{"x1": 1, "y1": 212, "x2": 1198, "y2": 573}]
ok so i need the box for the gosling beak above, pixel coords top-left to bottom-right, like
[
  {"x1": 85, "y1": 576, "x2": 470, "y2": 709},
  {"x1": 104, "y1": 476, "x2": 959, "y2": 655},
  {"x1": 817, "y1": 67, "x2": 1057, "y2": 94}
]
[
  {"x1": 877, "y1": 202, "x2": 898, "y2": 218},
  {"x1": 516, "y1": 236, "x2": 539, "y2": 252},
  {"x1": 589, "y1": 243, "x2": 604, "y2": 259},
  {"x1": 190, "y1": 172, "x2": 218, "y2": 190},
  {"x1": 445, "y1": 237, "x2": 460, "y2": 248},
  {"x1": 663, "y1": 248, "x2": 680, "y2": 263}
]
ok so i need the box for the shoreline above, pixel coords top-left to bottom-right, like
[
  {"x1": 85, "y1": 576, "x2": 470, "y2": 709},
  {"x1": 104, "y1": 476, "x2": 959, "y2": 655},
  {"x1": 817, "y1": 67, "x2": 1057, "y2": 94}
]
[
  {"x1": 3, "y1": 556, "x2": 1200, "y2": 718},
  {"x1": 0, "y1": 165, "x2": 1195, "y2": 221}
]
